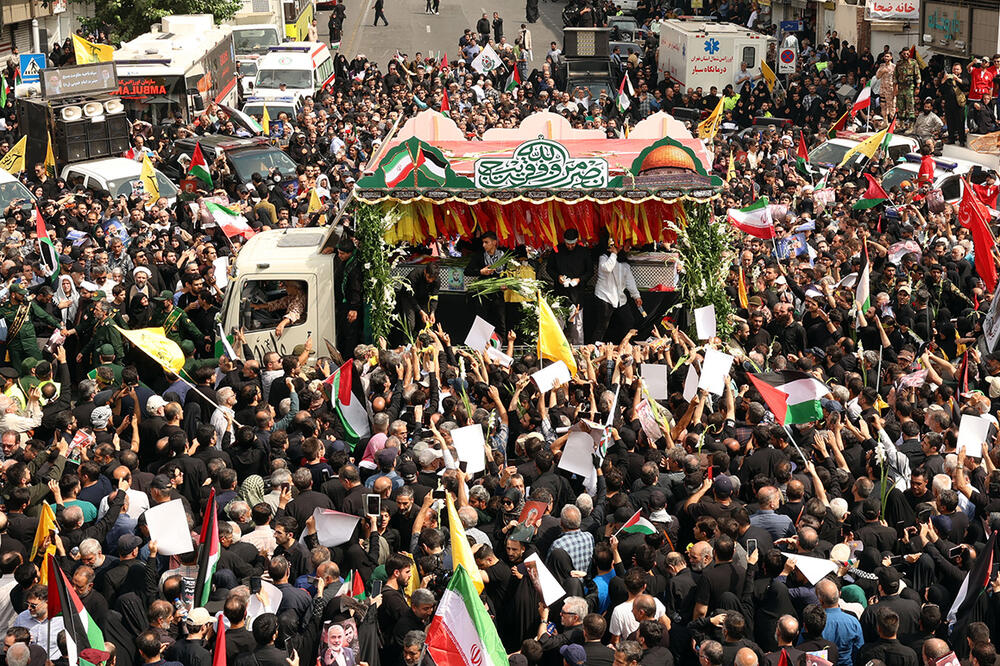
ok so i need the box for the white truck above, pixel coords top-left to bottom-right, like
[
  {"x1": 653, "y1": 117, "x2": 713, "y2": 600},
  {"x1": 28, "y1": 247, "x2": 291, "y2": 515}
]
[
  {"x1": 657, "y1": 18, "x2": 773, "y2": 92},
  {"x1": 228, "y1": 22, "x2": 284, "y2": 95}
]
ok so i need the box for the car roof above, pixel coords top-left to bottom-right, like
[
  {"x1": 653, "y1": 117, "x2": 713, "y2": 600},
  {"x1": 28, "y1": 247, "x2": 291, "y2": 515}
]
[{"x1": 61, "y1": 158, "x2": 150, "y2": 179}]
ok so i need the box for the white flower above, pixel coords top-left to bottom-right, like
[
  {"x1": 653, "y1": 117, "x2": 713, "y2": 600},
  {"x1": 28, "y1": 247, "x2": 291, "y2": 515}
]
[{"x1": 364, "y1": 262, "x2": 372, "y2": 270}]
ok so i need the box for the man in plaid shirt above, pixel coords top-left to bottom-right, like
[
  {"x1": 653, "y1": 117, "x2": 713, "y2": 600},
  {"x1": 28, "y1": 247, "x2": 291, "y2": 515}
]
[{"x1": 551, "y1": 505, "x2": 595, "y2": 571}]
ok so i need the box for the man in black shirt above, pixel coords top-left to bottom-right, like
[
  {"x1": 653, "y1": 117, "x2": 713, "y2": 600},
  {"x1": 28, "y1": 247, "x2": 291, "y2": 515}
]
[
  {"x1": 693, "y1": 535, "x2": 745, "y2": 619},
  {"x1": 857, "y1": 607, "x2": 919, "y2": 666},
  {"x1": 378, "y1": 554, "x2": 414, "y2": 639}
]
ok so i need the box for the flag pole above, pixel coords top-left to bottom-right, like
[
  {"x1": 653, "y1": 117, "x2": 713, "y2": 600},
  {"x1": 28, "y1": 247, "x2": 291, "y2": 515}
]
[
  {"x1": 875, "y1": 346, "x2": 884, "y2": 392},
  {"x1": 782, "y1": 424, "x2": 808, "y2": 466}
]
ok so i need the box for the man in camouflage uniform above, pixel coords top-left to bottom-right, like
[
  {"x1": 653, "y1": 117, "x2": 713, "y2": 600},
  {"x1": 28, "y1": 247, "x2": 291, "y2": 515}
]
[
  {"x1": 0, "y1": 284, "x2": 61, "y2": 370},
  {"x1": 77, "y1": 300, "x2": 125, "y2": 368},
  {"x1": 151, "y1": 291, "x2": 203, "y2": 347},
  {"x1": 895, "y1": 48, "x2": 921, "y2": 129}
]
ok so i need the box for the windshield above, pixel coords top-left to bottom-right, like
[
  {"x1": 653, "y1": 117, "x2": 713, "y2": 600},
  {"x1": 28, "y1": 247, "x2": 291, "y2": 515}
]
[
  {"x1": 808, "y1": 142, "x2": 851, "y2": 167},
  {"x1": 233, "y1": 28, "x2": 279, "y2": 55},
  {"x1": 228, "y1": 148, "x2": 298, "y2": 181},
  {"x1": 106, "y1": 172, "x2": 179, "y2": 199},
  {"x1": 243, "y1": 104, "x2": 296, "y2": 121},
  {"x1": 881, "y1": 166, "x2": 917, "y2": 193},
  {"x1": 0, "y1": 180, "x2": 34, "y2": 210},
  {"x1": 255, "y1": 69, "x2": 312, "y2": 89},
  {"x1": 240, "y1": 61, "x2": 259, "y2": 77}
]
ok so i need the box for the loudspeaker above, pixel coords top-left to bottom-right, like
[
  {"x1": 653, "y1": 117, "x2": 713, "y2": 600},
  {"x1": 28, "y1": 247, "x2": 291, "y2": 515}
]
[
  {"x1": 671, "y1": 107, "x2": 703, "y2": 122},
  {"x1": 107, "y1": 115, "x2": 129, "y2": 154},
  {"x1": 54, "y1": 118, "x2": 89, "y2": 163},
  {"x1": 87, "y1": 120, "x2": 109, "y2": 140}
]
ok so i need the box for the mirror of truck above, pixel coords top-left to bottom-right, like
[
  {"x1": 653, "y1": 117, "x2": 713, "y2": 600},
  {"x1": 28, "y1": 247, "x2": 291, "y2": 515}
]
[{"x1": 188, "y1": 89, "x2": 205, "y2": 112}]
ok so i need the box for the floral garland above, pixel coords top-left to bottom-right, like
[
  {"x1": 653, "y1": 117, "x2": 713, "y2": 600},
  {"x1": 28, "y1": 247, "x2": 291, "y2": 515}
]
[
  {"x1": 668, "y1": 202, "x2": 736, "y2": 339},
  {"x1": 355, "y1": 203, "x2": 408, "y2": 343}
]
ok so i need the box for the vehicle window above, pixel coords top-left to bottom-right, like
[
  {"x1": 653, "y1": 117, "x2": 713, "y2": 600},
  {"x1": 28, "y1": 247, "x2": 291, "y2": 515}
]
[
  {"x1": 741, "y1": 47, "x2": 755, "y2": 68},
  {"x1": 0, "y1": 181, "x2": 34, "y2": 210},
  {"x1": 255, "y1": 68, "x2": 313, "y2": 89},
  {"x1": 881, "y1": 167, "x2": 915, "y2": 193},
  {"x1": 887, "y1": 144, "x2": 912, "y2": 162},
  {"x1": 233, "y1": 28, "x2": 279, "y2": 55},
  {"x1": 241, "y1": 279, "x2": 308, "y2": 332},
  {"x1": 228, "y1": 148, "x2": 299, "y2": 181},
  {"x1": 941, "y1": 176, "x2": 961, "y2": 200},
  {"x1": 807, "y1": 143, "x2": 849, "y2": 167}
]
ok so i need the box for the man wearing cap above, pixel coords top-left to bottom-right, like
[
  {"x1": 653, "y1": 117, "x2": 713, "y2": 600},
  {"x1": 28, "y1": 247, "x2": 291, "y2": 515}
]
[
  {"x1": 165, "y1": 607, "x2": 213, "y2": 666},
  {"x1": 894, "y1": 48, "x2": 920, "y2": 129},
  {"x1": 335, "y1": 238, "x2": 363, "y2": 357},
  {"x1": 0, "y1": 367, "x2": 25, "y2": 412},
  {"x1": 151, "y1": 290, "x2": 203, "y2": 347},
  {"x1": 0, "y1": 284, "x2": 61, "y2": 370},
  {"x1": 76, "y1": 300, "x2": 125, "y2": 368},
  {"x1": 93, "y1": 345, "x2": 124, "y2": 385},
  {"x1": 547, "y1": 228, "x2": 592, "y2": 344}
]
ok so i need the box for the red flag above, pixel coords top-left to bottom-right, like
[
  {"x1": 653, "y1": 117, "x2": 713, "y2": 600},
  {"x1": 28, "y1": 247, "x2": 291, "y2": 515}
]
[
  {"x1": 797, "y1": 131, "x2": 809, "y2": 162},
  {"x1": 441, "y1": 89, "x2": 450, "y2": 116},
  {"x1": 441, "y1": 53, "x2": 449, "y2": 69},
  {"x1": 747, "y1": 373, "x2": 790, "y2": 425},
  {"x1": 860, "y1": 173, "x2": 890, "y2": 201},
  {"x1": 959, "y1": 178, "x2": 998, "y2": 293},
  {"x1": 778, "y1": 648, "x2": 790, "y2": 666},
  {"x1": 212, "y1": 616, "x2": 226, "y2": 666}
]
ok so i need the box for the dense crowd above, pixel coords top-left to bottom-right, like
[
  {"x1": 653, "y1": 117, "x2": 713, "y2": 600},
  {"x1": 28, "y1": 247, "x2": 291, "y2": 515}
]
[{"x1": 0, "y1": 1, "x2": 998, "y2": 666}]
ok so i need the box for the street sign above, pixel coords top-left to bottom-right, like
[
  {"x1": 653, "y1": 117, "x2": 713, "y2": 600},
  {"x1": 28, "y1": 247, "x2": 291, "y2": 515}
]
[
  {"x1": 780, "y1": 20, "x2": 803, "y2": 32},
  {"x1": 778, "y1": 48, "x2": 797, "y2": 74},
  {"x1": 19, "y1": 54, "x2": 45, "y2": 85}
]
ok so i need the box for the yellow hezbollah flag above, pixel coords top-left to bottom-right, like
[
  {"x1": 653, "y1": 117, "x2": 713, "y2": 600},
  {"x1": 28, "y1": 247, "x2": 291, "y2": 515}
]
[
  {"x1": 44, "y1": 133, "x2": 56, "y2": 178},
  {"x1": 116, "y1": 326, "x2": 184, "y2": 373},
  {"x1": 760, "y1": 59, "x2": 777, "y2": 93},
  {"x1": 0, "y1": 136, "x2": 27, "y2": 174},
  {"x1": 261, "y1": 105, "x2": 270, "y2": 136},
  {"x1": 446, "y1": 494, "x2": 484, "y2": 594},
  {"x1": 31, "y1": 504, "x2": 58, "y2": 582},
  {"x1": 836, "y1": 126, "x2": 888, "y2": 168},
  {"x1": 72, "y1": 34, "x2": 114, "y2": 64},
  {"x1": 537, "y1": 291, "x2": 577, "y2": 376},
  {"x1": 308, "y1": 188, "x2": 322, "y2": 213},
  {"x1": 140, "y1": 153, "x2": 159, "y2": 207},
  {"x1": 697, "y1": 97, "x2": 724, "y2": 140}
]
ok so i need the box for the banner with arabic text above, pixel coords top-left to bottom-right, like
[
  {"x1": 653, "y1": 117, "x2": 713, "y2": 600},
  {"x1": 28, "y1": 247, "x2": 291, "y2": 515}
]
[{"x1": 865, "y1": 0, "x2": 918, "y2": 21}]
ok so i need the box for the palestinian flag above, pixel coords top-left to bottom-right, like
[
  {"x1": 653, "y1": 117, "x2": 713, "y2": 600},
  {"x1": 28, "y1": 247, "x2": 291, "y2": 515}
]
[
  {"x1": 212, "y1": 616, "x2": 226, "y2": 666},
  {"x1": 879, "y1": 117, "x2": 896, "y2": 153},
  {"x1": 748, "y1": 371, "x2": 829, "y2": 425},
  {"x1": 827, "y1": 109, "x2": 849, "y2": 139},
  {"x1": 505, "y1": 64, "x2": 521, "y2": 92},
  {"x1": 441, "y1": 88, "x2": 451, "y2": 117},
  {"x1": 728, "y1": 197, "x2": 775, "y2": 239},
  {"x1": 948, "y1": 530, "x2": 998, "y2": 629},
  {"x1": 48, "y1": 555, "x2": 105, "y2": 666},
  {"x1": 193, "y1": 488, "x2": 220, "y2": 607},
  {"x1": 795, "y1": 131, "x2": 818, "y2": 179},
  {"x1": 336, "y1": 570, "x2": 367, "y2": 599},
  {"x1": 0, "y1": 73, "x2": 6, "y2": 109},
  {"x1": 853, "y1": 173, "x2": 890, "y2": 210},
  {"x1": 323, "y1": 360, "x2": 372, "y2": 448},
  {"x1": 420, "y1": 149, "x2": 448, "y2": 183},
  {"x1": 619, "y1": 509, "x2": 656, "y2": 535},
  {"x1": 856, "y1": 241, "x2": 871, "y2": 316},
  {"x1": 427, "y1": 566, "x2": 509, "y2": 666},
  {"x1": 617, "y1": 75, "x2": 631, "y2": 113},
  {"x1": 188, "y1": 142, "x2": 213, "y2": 187},
  {"x1": 35, "y1": 207, "x2": 59, "y2": 282},
  {"x1": 382, "y1": 148, "x2": 416, "y2": 187},
  {"x1": 205, "y1": 202, "x2": 255, "y2": 239},
  {"x1": 850, "y1": 82, "x2": 871, "y2": 117}
]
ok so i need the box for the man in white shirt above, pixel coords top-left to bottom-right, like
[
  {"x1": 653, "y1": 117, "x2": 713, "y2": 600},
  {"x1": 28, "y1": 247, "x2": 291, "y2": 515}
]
[
  {"x1": 98, "y1": 465, "x2": 150, "y2": 519},
  {"x1": 211, "y1": 387, "x2": 238, "y2": 446},
  {"x1": 609, "y1": 593, "x2": 665, "y2": 644},
  {"x1": 0, "y1": 553, "x2": 19, "y2": 629},
  {"x1": 593, "y1": 240, "x2": 641, "y2": 342},
  {"x1": 13, "y1": 586, "x2": 64, "y2": 659}
]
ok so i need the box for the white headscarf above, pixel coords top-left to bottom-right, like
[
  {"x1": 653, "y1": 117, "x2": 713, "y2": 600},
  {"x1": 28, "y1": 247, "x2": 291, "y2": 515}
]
[{"x1": 58, "y1": 275, "x2": 79, "y2": 324}]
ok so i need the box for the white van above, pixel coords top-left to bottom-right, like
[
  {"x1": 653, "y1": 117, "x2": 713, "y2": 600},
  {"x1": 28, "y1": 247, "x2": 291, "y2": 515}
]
[
  {"x1": 242, "y1": 95, "x2": 304, "y2": 125},
  {"x1": 882, "y1": 154, "x2": 998, "y2": 210},
  {"x1": 252, "y1": 42, "x2": 335, "y2": 98},
  {"x1": 60, "y1": 158, "x2": 179, "y2": 206},
  {"x1": 807, "y1": 132, "x2": 920, "y2": 176}
]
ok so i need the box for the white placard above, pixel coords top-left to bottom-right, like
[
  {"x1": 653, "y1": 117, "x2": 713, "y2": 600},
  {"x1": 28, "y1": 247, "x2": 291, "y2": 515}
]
[
  {"x1": 524, "y1": 553, "x2": 567, "y2": 605},
  {"x1": 531, "y1": 360, "x2": 571, "y2": 393},
  {"x1": 558, "y1": 432, "x2": 596, "y2": 477},
  {"x1": 698, "y1": 349, "x2": 734, "y2": 396},
  {"x1": 782, "y1": 554, "x2": 838, "y2": 585},
  {"x1": 451, "y1": 424, "x2": 487, "y2": 476},
  {"x1": 641, "y1": 363, "x2": 669, "y2": 400},
  {"x1": 464, "y1": 316, "x2": 495, "y2": 352},
  {"x1": 683, "y1": 364, "x2": 700, "y2": 402},
  {"x1": 486, "y1": 345, "x2": 513, "y2": 367},
  {"x1": 957, "y1": 414, "x2": 990, "y2": 459},
  {"x1": 145, "y1": 499, "x2": 194, "y2": 555},
  {"x1": 307, "y1": 508, "x2": 362, "y2": 547},
  {"x1": 694, "y1": 305, "x2": 717, "y2": 340},
  {"x1": 247, "y1": 580, "x2": 282, "y2": 628}
]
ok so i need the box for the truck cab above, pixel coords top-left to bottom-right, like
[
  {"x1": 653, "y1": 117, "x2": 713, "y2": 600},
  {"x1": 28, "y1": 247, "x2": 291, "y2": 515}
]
[
  {"x1": 231, "y1": 24, "x2": 283, "y2": 94},
  {"x1": 222, "y1": 226, "x2": 342, "y2": 360}
]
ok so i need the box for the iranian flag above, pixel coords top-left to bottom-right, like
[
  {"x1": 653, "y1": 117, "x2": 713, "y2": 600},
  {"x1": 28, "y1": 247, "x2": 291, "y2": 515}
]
[
  {"x1": 205, "y1": 202, "x2": 255, "y2": 239},
  {"x1": 748, "y1": 372, "x2": 829, "y2": 425},
  {"x1": 851, "y1": 82, "x2": 871, "y2": 117},
  {"x1": 617, "y1": 74, "x2": 631, "y2": 113},
  {"x1": 427, "y1": 566, "x2": 509, "y2": 666},
  {"x1": 193, "y1": 488, "x2": 220, "y2": 607},
  {"x1": 336, "y1": 570, "x2": 367, "y2": 599},
  {"x1": 47, "y1": 555, "x2": 105, "y2": 666},
  {"x1": 382, "y1": 148, "x2": 416, "y2": 187},
  {"x1": 505, "y1": 65, "x2": 521, "y2": 92},
  {"x1": 35, "y1": 207, "x2": 59, "y2": 282},
  {"x1": 728, "y1": 198, "x2": 775, "y2": 239},
  {"x1": 618, "y1": 509, "x2": 656, "y2": 535},
  {"x1": 188, "y1": 142, "x2": 213, "y2": 187},
  {"x1": 853, "y1": 173, "x2": 890, "y2": 210},
  {"x1": 323, "y1": 360, "x2": 371, "y2": 447}
]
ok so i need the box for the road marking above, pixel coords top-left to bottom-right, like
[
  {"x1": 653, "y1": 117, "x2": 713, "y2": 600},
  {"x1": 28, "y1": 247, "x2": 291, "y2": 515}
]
[
  {"x1": 426, "y1": 24, "x2": 431, "y2": 32},
  {"x1": 343, "y1": 0, "x2": 378, "y2": 58}
]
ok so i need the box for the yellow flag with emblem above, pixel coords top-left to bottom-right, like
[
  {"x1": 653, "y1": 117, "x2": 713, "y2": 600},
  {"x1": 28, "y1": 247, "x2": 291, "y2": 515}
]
[
  {"x1": 697, "y1": 97, "x2": 724, "y2": 141},
  {"x1": 446, "y1": 494, "x2": 484, "y2": 594},
  {"x1": 537, "y1": 291, "x2": 577, "y2": 376},
  {"x1": 31, "y1": 504, "x2": 58, "y2": 583},
  {"x1": 836, "y1": 126, "x2": 888, "y2": 168},
  {"x1": 116, "y1": 326, "x2": 184, "y2": 373},
  {"x1": 44, "y1": 134, "x2": 56, "y2": 178},
  {"x1": 140, "y1": 153, "x2": 159, "y2": 207},
  {"x1": 261, "y1": 105, "x2": 270, "y2": 137},
  {"x1": 72, "y1": 34, "x2": 114, "y2": 64},
  {"x1": 760, "y1": 60, "x2": 777, "y2": 93},
  {"x1": 308, "y1": 188, "x2": 322, "y2": 213},
  {"x1": 0, "y1": 136, "x2": 26, "y2": 174}
]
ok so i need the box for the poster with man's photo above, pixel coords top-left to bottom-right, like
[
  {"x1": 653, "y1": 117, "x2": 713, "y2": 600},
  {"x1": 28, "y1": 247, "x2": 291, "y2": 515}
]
[{"x1": 319, "y1": 619, "x2": 360, "y2": 666}]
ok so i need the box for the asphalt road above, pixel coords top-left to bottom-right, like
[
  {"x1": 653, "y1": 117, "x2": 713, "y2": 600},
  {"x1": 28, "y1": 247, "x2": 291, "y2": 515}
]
[{"x1": 318, "y1": 0, "x2": 565, "y2": 68}]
